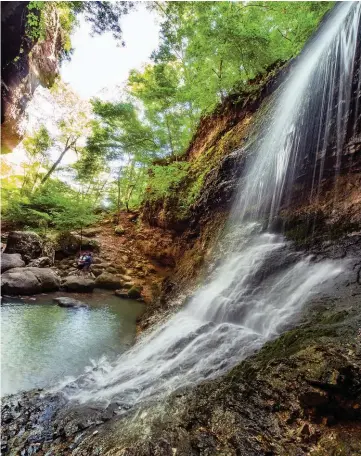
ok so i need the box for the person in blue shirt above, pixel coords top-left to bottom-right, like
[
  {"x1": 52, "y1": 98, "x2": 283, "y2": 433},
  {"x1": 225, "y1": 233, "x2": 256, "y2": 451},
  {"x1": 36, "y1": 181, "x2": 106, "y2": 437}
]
[
  {"x1": 83, "y1": 252, "x2": 93, "y2": 271},
  {"x1": 77, "y1": 252, "x2": 93, "y2": 273}
]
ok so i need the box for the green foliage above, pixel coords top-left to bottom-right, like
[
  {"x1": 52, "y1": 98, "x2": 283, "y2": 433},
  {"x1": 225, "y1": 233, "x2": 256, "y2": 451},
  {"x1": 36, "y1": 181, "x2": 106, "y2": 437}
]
[
  {"x1": 147, "y1": 163, "x2": 190, "y2": 201},
  {"x1": 26, "y1": 1, "x2": 47, "y2": 41},
  {"x1": 2, "y1": 178, "x2": 98, "y2": 232},
  {"x1": 151, "y1": 1, "x2": 333, "y2": 114},
  {"x1": 51, "y1": 198, "x2": 98, "y2": 231},
  {"x1": 25, "y1": 1, "x2": 135, "y2": 61},
  {"x1": 23, "y1": 125, "x2": 52, "y2": 159},
  {"x1": 6, "y1": 2, "x2": 334, "y2": 227},
  {"x1": 83, "y1": 2, "x2": 332, "y2": 213}
]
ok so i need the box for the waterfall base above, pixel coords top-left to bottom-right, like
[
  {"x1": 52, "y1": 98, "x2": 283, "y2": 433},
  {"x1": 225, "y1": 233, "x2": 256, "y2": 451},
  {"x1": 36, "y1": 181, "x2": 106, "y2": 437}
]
[{"x1": 2, "y1": 234, "x2": 361, "y2": 456}]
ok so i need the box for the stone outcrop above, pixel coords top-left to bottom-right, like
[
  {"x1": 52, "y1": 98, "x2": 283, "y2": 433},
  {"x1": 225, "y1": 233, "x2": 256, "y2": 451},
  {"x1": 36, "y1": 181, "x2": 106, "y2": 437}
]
[
  {"x1": 115, "y1": 285, "x2": 143, "y2": 300},
  {"x1": 55, "y1": 232, "x2": 100, "y2": 258},
  {"x1": 95, "y1": 272, "x2": 121, "y2": 290},
  {"x1": 61, "y1": 276, "x2": 95, "y2": 293},
  {"x1": 53, "y1": 297, "x2": 88, "y2": 309},
  {"x1": 27, "y1": 256, "x2": 51, "y2": 268},
  {"x1": 1, "y1": 253, "x2": 25, "y2": 273},
  {"x1": 1, "y1": 2, "x2": 63, "y2": 153},
  {"x1": 1, "y1": 267, "x2": 60, "y2": 295},
  {"x1": 4, "y1": 231, "x2": 42, "y2": 263}
]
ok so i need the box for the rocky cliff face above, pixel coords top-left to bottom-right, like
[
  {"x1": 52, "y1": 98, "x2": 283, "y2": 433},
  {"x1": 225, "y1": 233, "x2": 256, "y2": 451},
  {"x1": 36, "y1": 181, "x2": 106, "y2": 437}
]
[
  {"x1": 139, "y1": 42, "x2": 361, "y2": 329},
  {"x1": 1, "y1": 2, "x2": 62, "y2": 153}
]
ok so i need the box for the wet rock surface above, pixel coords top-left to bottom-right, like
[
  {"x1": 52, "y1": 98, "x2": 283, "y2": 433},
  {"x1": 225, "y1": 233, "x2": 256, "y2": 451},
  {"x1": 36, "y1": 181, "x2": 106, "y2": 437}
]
[
  {"x1": 2, "y1": 244, "x2": 361, "y2": 455},
  {"x1": 53, "y1": 297, "x2": 89, "y2": 309},
  {"x1": 94, "y1": 272, "x2": 122, "y2": 290},
  {"x1": 61, "y1": 276, "x2": 95, "y2": 293}
]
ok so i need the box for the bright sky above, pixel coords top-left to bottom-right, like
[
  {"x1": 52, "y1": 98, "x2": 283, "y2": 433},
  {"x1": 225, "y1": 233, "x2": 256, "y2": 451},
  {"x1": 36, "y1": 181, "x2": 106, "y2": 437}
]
[{"x1": 61, "y1": 3, "x2": 160, "y2": 100}]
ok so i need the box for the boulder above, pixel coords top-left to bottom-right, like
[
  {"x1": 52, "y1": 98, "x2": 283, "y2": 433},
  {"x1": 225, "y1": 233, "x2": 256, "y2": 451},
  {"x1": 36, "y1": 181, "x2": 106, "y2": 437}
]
[
  {"x1": 42, "y1": 240, "x2": 55, "y2": 265},
  {"x1": 1, "y1": 253, "x2": 25, "y2": 273},
  {"x1": 28, "y1": 257, "x2": 51, "y2": 268},
  {"x1": 78, "y1": 227, "x2": 102, "y2": 237},
  {"x1": 4, "y1": 231, "x2": 42, "y2": 263},
  {"x1": 95, "y1": 272, "x2": 121, "y2": 290},
  {"x1": 114, "y1": 290, "x2": 129, "y2": 299},
  {"x1": 90, "y1": 267, "x2": 104, "y2": 277},
  {"x1": 55, "y1": 232, "x2": 100, "y2": 256},
  {"x1": 128, "y1": 285, "x2": 143, "y2": 299},
  {"x1": 1, "y1": 267, "x2": 60, "y2": 295},
  {"x1": 97, "y1": 262, "x2": 111, "y2": 268},
  {"x1": 114, "y1": 264, "x2": 126, "y2": 274},
  {"x1": 92, "y1": 257, "x2": 102, "y2": 265},
  {"x1": 119, "y1": 274, "x2": 133, "y2": 283},
  {"x1": 115, "y1": 285, "x2": 143, "y2": 300},
  {"x1": 53, "y1": 297, "x2": 89, "y2": 309},
  {"x1": 62, "y1": 276, "x2": 95, "y2": 292},
  {"x1": 114, "y1": 225, "x2": 125, "y2": 235}
]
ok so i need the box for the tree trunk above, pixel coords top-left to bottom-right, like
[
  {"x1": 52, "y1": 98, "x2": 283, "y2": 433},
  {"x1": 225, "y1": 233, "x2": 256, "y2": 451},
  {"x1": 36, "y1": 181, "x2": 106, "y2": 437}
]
[
  {"x1": 116, "y1": 168, "x2": 122, "y2": 224},
  {"x1": 79, "y1": 225, "x2": 83, "y2": 256},
  {"x1": 40, "y1": 146, "x2": 70, "y2": 185},
  {"x1": 165, "y1": 116, "x2": 175, "y2": 157}
]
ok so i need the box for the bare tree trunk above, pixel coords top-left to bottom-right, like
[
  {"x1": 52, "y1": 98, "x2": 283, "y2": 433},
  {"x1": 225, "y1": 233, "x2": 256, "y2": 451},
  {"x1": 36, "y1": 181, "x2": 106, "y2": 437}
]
[
  {"x1": 116, "y1": 168, "x2": 122, "y2": 224},
  {"x1": 40, "y1": 147, "x2": 69, "y2": 185},
  {"x1": 79, "y1": 225, "x2": 83, "y2": 256},
  {"x1": 41, "y1": 137, "x2": 76, "y2": 185},
  {"x1": 166, "y1": 116, "x2": 175, "y2": 157}
]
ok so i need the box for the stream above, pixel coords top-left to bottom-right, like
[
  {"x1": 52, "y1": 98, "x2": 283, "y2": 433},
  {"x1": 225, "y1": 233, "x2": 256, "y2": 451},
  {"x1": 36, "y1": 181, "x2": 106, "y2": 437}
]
[{"x1": 1, "y1": 290, "x2": 144, "y2": 396}]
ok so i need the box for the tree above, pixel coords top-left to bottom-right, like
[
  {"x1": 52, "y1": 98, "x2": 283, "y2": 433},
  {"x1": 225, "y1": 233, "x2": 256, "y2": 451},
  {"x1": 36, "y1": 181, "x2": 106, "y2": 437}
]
[
  {"x1": 150, "y1": 1, "x2": 334, "y2": 113},
  {"x1": 39, "y1": 82, "x2": 91, "y2": 185},
  {"x1": 21, "y1": 125, "x2": 53, "y2": 194},
  {"x1": 84, "y1": 100, "x2": 159, "y2": 211},
  {"x1": 26, "y1": 1, "x2": 136, "y2": 56}
]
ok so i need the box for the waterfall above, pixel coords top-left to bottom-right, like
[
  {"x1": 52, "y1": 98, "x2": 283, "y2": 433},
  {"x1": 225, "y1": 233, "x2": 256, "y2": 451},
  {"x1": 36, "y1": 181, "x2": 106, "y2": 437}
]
[{"x1": 63, "y1": 3, "x2": 360, "y2": 408}]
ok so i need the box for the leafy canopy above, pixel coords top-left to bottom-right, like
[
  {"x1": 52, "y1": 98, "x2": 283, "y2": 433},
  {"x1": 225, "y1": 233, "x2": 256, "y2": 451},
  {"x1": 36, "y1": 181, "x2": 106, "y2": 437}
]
[{"x1": 83, "y1": 1, "x2": 333, "y2": 210}]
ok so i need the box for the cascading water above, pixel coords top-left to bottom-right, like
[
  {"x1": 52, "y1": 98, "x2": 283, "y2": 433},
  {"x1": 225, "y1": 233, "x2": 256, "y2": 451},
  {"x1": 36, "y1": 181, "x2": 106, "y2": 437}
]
[{"x1": 63, "y1": 3, "x2": 360, "y2": 408}]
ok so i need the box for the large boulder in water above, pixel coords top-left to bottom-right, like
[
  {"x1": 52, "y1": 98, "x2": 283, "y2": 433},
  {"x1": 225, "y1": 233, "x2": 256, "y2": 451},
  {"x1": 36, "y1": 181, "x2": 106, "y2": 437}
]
[
  {"x1": 4, "y1": 231, "x2": 42, "y2": 263},
  {"x1": 115, "y1": 285, "x2": 143, "y2": 300},
  {"x1": 62, "y1": 275, "x2": 95, "y2": 292},
  {"x1": 95, "y1": 272, "x2": 121, "y2": 290},
  {"x1": 53, "y1": 297, "x2": 89, "y2": 308},
  {"x1": 1, "y1": 267, "x2": 60, "y2": 295},
  {"x1": 1, "y1": 253, "x2": 25, "y2": 273}
]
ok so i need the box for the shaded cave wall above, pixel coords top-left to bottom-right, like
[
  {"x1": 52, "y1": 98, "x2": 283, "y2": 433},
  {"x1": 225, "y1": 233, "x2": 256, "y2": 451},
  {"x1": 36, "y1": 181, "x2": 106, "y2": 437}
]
[{"x1": 1, "y1": 1, "x2": 62, "y2": 153}]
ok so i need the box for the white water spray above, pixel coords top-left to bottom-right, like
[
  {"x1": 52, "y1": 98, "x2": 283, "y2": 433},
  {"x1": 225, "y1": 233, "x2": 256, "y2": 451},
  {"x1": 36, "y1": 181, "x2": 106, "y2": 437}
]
[{"x1": 64, "y1": 3, "x2": 359, "y2": 407}]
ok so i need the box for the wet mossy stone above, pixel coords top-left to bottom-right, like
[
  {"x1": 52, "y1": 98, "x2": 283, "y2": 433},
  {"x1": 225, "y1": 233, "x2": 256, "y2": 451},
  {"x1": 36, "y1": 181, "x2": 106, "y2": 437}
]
[
  {"x1": 95, "y1": 272, "x2": 121, "y2": 290},
  {"x1": 127, "y1": 285, "x2": 142, "y2": 299},
  {"x1": 114, "y1": 225, "x2": 125, "y2": 235}
]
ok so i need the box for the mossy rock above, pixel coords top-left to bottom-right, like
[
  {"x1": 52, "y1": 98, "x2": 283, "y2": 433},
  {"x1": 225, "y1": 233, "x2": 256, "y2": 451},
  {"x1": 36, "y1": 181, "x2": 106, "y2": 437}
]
[
  {"x1": 127, "y1": 285, "x2": 142, "y2": 299},
  {"x1": 95, "y1": 272, "x2": 121, "y2": 290},
  {"x1": 114, "y1": 225, "x2": 125, "y2": 235}
]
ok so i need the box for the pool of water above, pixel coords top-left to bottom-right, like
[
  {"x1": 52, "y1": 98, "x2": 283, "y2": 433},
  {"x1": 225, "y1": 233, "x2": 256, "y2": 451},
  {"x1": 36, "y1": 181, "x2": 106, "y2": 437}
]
[{"x1": 1, "y1": 290, "x2": 144, "y2": 396}]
